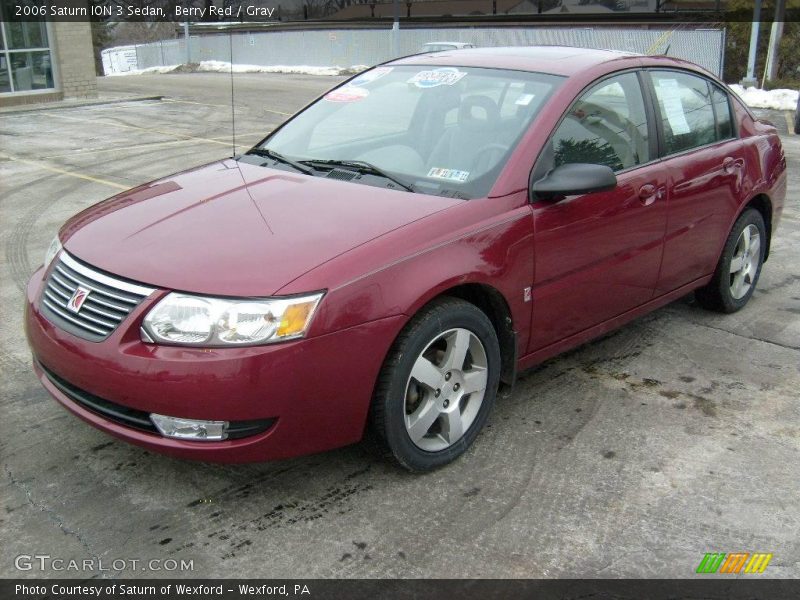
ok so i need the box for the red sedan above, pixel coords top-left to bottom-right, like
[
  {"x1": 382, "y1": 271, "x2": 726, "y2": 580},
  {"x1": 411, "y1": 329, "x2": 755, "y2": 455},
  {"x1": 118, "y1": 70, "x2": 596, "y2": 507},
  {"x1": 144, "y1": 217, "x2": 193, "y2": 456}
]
[{"x1": 25, "y1": 47, "x2": 787, "y2": 471}]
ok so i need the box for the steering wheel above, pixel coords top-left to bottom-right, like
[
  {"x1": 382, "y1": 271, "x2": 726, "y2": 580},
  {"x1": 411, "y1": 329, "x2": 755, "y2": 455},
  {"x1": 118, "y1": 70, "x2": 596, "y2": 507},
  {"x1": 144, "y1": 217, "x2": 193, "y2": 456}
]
[{"x1": 472, "y1": 143, "x2": 509, "y2": 173}]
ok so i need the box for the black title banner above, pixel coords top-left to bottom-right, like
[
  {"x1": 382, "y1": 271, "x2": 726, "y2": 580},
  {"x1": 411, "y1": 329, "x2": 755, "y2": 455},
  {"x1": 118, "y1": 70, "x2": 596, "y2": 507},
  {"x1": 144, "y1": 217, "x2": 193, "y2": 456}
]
[
  {"x1": 3, "y1": 579, "x2": 800, "y2": 600},
  {"x1": 6, "y1": 0, "x2": 281, "y2": 22},
  {"x1": 3, "y1": 0, "x2": 800, "y2": 23}
]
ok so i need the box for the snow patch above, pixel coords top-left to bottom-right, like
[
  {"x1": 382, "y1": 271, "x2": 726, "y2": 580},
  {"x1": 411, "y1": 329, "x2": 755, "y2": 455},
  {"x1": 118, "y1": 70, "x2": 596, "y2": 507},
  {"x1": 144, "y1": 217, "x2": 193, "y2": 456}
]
[
  {"x1": 729, "y1": 84, "x2": 799, "y2": 111},
  {"x1": 105, "y1": 64, "x2": 799, "y2": 113},
  {"x1": 106, "y1": 64, "x2": 181, "y2": 76},
  {"x1": 107, "y1": 61, "x2": 367, "y2": 77}
]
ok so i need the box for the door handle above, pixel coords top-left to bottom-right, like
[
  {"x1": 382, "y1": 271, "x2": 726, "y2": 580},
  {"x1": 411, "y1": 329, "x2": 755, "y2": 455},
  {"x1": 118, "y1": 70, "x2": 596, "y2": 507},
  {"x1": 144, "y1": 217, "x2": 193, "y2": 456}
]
[
  {"x1": 638, "y1": 184, "x2": 658, "y2": 206},
  {"x1": 723, "y1": 157, "x2": 738, "y2": 173}
]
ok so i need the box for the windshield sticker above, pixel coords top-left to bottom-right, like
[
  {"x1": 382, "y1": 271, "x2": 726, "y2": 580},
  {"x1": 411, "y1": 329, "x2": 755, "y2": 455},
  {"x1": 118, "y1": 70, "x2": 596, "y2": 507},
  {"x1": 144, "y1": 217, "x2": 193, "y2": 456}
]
[
  {"x1": 350, "y1": 66, "x2": 393, "y2": 86},
  {"x1": 408, "y1": 68, "x2": 467, "y2": 89},
  {"x1": 515, "y1": 93, "x2": 535, "y2": 106},
  {"x1": 428, "y1": 167, "x2": 470, "y2": 182},
  {"x1": 324, "y1": 86, "x2": 370, "y2": 103}
]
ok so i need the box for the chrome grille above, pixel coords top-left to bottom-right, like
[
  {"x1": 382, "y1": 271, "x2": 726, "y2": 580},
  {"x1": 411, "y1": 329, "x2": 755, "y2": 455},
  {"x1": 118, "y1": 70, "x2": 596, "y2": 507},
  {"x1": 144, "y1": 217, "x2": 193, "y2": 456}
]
[{"x1": 40, "y1": 252, "x2": 155, "y2": 342}]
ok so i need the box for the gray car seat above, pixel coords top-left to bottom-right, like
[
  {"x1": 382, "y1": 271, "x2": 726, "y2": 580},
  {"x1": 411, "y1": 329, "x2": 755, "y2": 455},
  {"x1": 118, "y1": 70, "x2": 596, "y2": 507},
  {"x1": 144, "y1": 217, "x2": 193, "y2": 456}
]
[{"x1": 427, "y1": 96, "x2": 506, "y2": 177}]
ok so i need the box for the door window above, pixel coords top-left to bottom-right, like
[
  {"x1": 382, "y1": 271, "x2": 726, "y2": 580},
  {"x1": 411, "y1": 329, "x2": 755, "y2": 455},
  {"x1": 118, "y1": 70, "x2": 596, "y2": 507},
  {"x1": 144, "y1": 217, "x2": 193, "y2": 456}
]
[
  {"x1": 711, "y1": 84, "x2": 734, "y2": 140},
  {"x1": 550, "y1": 72, "x2": 650, "y2": 172},
  {"x1": 650, "y1": 71, "x2": 718, "y2": 155}
]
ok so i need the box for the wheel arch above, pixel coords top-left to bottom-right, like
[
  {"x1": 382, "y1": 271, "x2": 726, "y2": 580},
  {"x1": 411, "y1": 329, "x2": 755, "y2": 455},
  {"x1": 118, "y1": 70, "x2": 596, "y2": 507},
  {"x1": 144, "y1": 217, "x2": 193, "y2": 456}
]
[
  {"x1": 742, "y1": 193, "x2": 773, "y2": 261},
  {"x1": 409, "y1": 282, "x2": 518, "y2": 390}
]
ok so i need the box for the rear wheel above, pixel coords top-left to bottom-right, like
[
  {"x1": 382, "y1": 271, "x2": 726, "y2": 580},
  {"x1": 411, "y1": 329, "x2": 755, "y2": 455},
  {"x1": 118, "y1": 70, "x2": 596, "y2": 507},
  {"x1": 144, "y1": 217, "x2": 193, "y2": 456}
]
[
  {"x1": 695, "y1": 208, "x2": 766, "y2": 313},
  {"x1": 370, "y1": 297, "x2": 501, "y2": 472}
]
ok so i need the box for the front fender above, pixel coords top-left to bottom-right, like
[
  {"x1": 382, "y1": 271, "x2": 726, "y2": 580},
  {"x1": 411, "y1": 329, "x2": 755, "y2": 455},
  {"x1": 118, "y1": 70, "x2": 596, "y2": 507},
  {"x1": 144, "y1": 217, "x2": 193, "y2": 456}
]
[{"x1": 279, "y1": 193, "x2": 534, "y2": 354}]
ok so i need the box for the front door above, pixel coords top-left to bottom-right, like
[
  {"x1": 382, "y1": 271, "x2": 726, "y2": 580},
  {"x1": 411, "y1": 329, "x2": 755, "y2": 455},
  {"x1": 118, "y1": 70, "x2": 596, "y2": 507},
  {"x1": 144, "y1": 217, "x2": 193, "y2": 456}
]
[{"x1": 528, "y1": 71, "x2": 667, "y2": 352}]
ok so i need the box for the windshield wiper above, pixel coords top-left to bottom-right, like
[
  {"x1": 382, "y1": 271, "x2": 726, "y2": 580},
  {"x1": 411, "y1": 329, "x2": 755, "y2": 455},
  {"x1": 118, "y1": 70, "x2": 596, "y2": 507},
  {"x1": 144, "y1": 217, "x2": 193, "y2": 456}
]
[
  {"x1": 246, "y1": 147, "x2": 315, "y2": 175},
  {"x1": 301, "y1": 159, "x2": 415, "y2": 193}
]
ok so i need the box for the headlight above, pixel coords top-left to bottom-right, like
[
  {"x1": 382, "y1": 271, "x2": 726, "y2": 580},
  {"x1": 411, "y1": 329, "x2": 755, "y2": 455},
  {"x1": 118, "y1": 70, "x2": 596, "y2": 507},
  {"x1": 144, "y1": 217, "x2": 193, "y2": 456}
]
[
  {"x1": 44, "y1": 236, "x2": 62, "y2": 269},
  {"x1": 141, "y1": 292, "x2": 324, "y2": 347}
]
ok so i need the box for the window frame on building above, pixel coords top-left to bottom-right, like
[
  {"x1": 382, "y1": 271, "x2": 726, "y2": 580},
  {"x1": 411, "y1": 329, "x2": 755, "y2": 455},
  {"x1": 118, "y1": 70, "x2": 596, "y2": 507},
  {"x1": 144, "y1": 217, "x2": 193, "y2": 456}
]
[{"x1": 0, "y1": 11, "x2": 59, "y2": 97}]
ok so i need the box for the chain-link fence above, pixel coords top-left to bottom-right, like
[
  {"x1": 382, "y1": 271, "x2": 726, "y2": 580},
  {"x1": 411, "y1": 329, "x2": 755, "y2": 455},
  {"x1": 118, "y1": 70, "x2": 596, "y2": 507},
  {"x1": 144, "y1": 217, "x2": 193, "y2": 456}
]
[{"x1": 102, "y1": 27, "x2": 725, "y2": 77}]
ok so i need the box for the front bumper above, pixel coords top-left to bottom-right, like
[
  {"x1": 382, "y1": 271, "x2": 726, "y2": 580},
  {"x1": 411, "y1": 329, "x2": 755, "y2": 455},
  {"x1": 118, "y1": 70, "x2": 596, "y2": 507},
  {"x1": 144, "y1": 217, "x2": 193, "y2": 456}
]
[{"x1": 25, "y1": 267, "x2": 405, "y2": 463}]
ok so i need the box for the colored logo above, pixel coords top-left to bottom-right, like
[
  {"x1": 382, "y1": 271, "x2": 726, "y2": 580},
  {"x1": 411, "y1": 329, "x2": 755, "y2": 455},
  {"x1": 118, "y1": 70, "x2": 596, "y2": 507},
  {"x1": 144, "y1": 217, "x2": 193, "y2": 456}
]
[
  {"x1": 696, "y1": 552, "x2": 773, "y2": 574},
  {"x1": 66, "y1": 286, "x2": 91, "y2": 314},
  {"x1": 407, "y1": 67, "x2": 467, "y2": 88}
]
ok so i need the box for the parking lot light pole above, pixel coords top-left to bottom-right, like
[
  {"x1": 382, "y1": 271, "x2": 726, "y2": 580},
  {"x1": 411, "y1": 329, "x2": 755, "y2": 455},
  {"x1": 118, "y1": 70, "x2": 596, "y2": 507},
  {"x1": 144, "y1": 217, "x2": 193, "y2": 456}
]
[
  {"x1": 764, "y1": 0, "x2": 786, "y2": 84},
  {"x1": 741, "y1": 0, "x2": 762, "y2": 88},
  {"x1": 184, "y1": 21, "x2": 191, "y2": 65},
  {"x1": 182, "y1": 0, "x2": 192, "y2": 66},
  {"x1": 392, "y1": 0, "x2": 400, "y2": 58}
]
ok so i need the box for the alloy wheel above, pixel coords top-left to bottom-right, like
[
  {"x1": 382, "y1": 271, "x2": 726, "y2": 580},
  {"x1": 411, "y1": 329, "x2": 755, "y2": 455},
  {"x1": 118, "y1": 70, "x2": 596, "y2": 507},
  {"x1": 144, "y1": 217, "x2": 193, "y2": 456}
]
[
  {"x1": 729, "y1": 224, "x2": 761, "y2": 300},
  {"x1": 403, "y1": 328, "x2": 488, "y2": 452}
]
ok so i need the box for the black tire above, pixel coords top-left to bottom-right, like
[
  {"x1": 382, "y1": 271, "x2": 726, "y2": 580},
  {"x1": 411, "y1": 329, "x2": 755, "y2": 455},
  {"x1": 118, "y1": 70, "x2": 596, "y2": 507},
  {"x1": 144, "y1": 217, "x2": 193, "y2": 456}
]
[
  {"x1": 369, "y1": 297, "x2": 501, "y2": 472},
  {"x1": 695, "y1": 208, "x2": 766, "y2": 313}
]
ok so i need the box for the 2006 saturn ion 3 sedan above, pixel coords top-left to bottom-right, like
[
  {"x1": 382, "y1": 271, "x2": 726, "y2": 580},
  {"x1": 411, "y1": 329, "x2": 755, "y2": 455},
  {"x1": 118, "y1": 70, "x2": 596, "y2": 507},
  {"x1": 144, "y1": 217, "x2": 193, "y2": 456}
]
[{"x1": 26, "y1": 47, "x2": 786, "y2": 471}]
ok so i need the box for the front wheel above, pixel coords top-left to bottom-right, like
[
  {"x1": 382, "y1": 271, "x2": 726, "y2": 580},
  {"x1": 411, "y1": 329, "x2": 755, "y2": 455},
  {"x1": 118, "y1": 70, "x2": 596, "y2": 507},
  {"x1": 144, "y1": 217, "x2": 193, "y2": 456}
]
[
  {"x1": 695, "y1": 208, "x2": 766, "y2": 313},
  {"x1": 370, "y1": 297, "x2": 501, "y2": 472}
]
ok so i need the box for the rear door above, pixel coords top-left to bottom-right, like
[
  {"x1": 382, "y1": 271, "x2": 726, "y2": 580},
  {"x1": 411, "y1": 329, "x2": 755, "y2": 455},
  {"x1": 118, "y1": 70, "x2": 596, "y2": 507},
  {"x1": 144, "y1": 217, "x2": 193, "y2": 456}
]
[
  {"x1": 645, "y1": 70, "x2": 745, "y2": 294},
  {"x1": 528, "y1": 71, "x2": 668, "y2": 352}
]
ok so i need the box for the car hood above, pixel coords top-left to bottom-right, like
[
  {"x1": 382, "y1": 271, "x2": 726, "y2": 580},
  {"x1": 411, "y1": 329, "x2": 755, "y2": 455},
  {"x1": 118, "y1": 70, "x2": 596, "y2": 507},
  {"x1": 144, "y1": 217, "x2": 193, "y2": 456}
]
[{"x1": 61, "y1": 160, "x2": 462, "y2": 296}]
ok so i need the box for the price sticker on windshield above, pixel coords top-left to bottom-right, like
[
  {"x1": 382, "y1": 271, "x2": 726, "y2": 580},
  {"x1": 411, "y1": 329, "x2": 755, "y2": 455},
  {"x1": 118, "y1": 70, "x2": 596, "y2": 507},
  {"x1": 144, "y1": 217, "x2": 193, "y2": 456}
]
[
  {"x1": 515, "y1": 93, "x2": 535, "y2": 106},
  {"x1": 428, "y1": 168, "x2": 470, "y2": 182},
  {"x1": 408, "y1": 68, "x2": 467, "y2": 88}
]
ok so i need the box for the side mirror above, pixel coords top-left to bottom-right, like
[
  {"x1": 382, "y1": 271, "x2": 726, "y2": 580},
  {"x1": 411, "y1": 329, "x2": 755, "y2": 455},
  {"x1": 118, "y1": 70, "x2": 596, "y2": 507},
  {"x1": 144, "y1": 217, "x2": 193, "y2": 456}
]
[{"x1": 531, "y1": 163, "x2": 617, "y2": 200}]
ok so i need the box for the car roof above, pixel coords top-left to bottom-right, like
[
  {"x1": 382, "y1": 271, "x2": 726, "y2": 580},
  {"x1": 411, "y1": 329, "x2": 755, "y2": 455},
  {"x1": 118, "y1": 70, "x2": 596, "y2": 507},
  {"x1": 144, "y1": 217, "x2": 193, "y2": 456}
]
[{"x1": 393, "y1": 45, "x2": 645, "y2": 77}]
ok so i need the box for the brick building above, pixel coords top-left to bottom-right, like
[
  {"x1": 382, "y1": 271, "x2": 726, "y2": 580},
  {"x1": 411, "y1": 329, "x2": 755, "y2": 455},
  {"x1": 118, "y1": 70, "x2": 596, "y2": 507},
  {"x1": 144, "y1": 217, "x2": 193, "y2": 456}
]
[{"x1": 1, "y1": 0, "x2": 97, "y2": 106}]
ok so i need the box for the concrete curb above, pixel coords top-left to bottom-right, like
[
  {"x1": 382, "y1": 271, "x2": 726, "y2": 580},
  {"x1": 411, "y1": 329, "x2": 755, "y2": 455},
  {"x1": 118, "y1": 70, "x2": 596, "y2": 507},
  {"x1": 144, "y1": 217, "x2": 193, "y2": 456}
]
[{"x1": 0, "y1": 95, "x2": 164, "y2": 116}]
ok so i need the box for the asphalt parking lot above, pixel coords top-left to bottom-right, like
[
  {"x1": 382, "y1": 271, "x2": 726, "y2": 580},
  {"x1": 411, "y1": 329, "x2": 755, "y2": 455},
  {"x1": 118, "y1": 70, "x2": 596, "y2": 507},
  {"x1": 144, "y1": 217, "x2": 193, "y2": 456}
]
[{"x1": 1, "y1": 73, "x2": 798, "y2": 579}]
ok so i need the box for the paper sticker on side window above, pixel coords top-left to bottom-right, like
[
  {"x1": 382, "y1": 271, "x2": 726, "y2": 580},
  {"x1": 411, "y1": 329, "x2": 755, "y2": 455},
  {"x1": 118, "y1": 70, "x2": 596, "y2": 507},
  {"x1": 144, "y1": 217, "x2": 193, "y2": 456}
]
[
  {"x1": 408, "y1": 68, "x2": 467, "y2": 88},
  {"x1": 427, "y1": 167, "x2": 470, "y2": 182},
  {"x1": 656, "y1": 79, "x2": 691, "y2": 135}
]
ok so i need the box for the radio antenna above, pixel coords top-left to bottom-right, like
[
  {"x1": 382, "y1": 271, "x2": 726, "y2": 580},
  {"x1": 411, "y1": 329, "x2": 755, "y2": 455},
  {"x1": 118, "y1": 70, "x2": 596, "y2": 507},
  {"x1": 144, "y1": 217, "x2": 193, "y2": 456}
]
[{"x1": 229, "y1": 33, "x2": 236, "y2": 158}]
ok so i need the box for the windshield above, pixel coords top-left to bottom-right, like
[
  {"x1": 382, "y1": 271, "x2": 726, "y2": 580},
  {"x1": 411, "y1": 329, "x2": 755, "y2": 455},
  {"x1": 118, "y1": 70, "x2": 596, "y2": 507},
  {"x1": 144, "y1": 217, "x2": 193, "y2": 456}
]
[{"x1": 255, "y1": 65, "x2": 563, "y2": 199}]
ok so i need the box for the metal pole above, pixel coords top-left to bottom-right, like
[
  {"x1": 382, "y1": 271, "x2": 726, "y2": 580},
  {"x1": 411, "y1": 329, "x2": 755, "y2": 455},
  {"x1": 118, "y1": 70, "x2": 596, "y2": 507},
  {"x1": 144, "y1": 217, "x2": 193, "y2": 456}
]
[
  {"x1": 765, "y1": 0, "x2": 785, "y2": 83},
  {"x1": 230, "y1": 34, "x2": 235, "y2": 158},
  {"x1": 392, "y1": 0, "x2": 400, "y2": 58},
  {"x1": 741, "y1": 0, "x2": 761, "y2": 87},
  {"x1": 184, "y1": 21, "x2": 190, "y2": 65}
]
